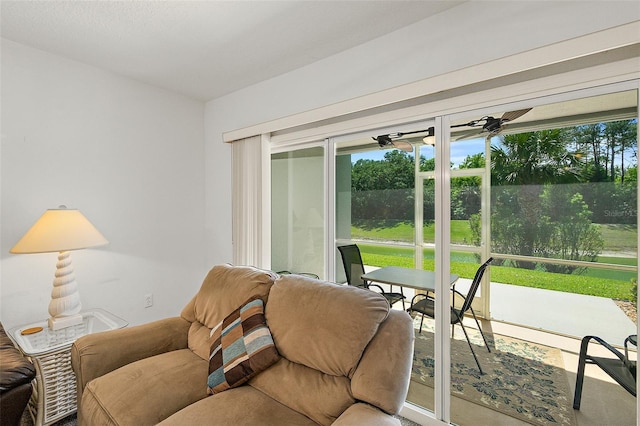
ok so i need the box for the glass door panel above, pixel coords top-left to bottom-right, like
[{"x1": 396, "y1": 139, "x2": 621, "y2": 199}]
[
  {"x1": 444, "y1": 89, "x2": 638, "y2": 426},
  {"x1": 335, "y1": 137, "x2": 417, "y2": 281},
  {"x1": 485, "y1": 91, "x2": 638, "y2": 344},
  {"x1": 271, "y1": 146, "x2": 325, "y2": 279},
  {"x1": 336, "y1": 131, "x2": 439, "y2": 414},
  {"x1": 399, "y1": 132, "x2": 439, "y2": 416},
  {"x1": 406, "y1": 176, "x2": 437, "y2": 415}
]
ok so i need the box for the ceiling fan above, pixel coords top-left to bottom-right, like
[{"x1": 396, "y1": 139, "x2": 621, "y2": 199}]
[
  {"x1": 372, "y1": 128, "x2": 434, "y2": 153},
  {"x1": 452, "y1": 108, "x2": 532, "y2": 140}
]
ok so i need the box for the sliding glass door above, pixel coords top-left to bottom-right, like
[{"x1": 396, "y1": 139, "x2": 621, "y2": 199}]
[
  {"x1": 271, "y1": 145, "x2": 326, "y2": 279},
  {"x1": 440, "y1": 87, "x2": 638, "y2": 426},
  {"x1": 334, "y1": 124, "x2": 443, "y2": 417},
  {"x1": 267, "y1": 83, "x2": 639, "y2": 426}
]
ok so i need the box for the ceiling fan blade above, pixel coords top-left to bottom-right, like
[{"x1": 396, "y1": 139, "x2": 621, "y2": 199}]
[
  {"x1": 392, "y1": 140, "x2": 413, "y2": 153},
  {"x1": 452, "y1": 108, "x2": 532, "y2": 139},
  {"x1": 501, "y1": 108, "x2": 532, "y2": 123}
]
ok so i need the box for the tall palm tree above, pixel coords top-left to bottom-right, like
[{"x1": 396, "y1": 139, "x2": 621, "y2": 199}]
[{"x1": 491, "y1": 129, "x2": 580, "y2": 268}]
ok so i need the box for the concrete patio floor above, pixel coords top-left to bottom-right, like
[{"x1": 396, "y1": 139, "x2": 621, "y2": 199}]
[
  {"x1": 452, "y1": 278, "x2": 637, "y2": 345},
  {"x1": 489, "y1": 281, "x2": 637, "y2": 345},
  {"x1": 365, "y1": 265, "x2": 637, "y2": 344}
]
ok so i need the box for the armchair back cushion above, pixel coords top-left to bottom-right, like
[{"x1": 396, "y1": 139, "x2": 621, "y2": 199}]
[
  {"x1": 249, "y1": 274, "x2": 410, "y2": 425},
  {"x1": 182, "y1": 264, "x2": 278, "y2": 360}
]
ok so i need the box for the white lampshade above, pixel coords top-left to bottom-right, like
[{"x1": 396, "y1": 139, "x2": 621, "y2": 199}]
[
  {"x1": 10, "y1": 207, "x2": 108, "y2": 254},
  {"x1": 10, "y1": 206, "x2": 108, "y2": 330}
]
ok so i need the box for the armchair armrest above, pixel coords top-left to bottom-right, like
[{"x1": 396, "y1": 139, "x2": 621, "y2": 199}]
[
  {"x1": 333, "y1": 403, "x2": 401, "y2": 426},
  {"x1": 71, "y1": 317, "x2": 190, "y2": 401}
]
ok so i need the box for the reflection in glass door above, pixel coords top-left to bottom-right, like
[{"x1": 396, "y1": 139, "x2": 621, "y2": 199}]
[{"x1": 271, "y1": 146, "x2": 326, "y2": 279}]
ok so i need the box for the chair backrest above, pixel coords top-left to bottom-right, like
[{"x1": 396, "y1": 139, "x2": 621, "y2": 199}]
[
  {"x1": 458, "y1": 257, "x2": 493, "y2": 314},
  {"x1": 337, "y1": 244, "x2": 367, "y2": 286}
]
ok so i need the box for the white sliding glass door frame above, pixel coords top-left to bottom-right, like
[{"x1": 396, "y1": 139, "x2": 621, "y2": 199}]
[
  {"x1": 267, "y1": 83, "x2": 640, "y2": 426},
  {"x1": 433, "y1": 116, "x2": 452, "y2": 423},
  {"x1": 253, "y1": 36, "x2": 640, "y2": 421}
]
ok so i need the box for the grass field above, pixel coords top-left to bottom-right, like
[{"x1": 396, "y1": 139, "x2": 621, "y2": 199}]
[
  {"x1": 352, "y1": 221, "x2": 637, "y2": 300},
  {"x1": 598, "y1": 224, "x2": 638, "y2": 252},
  {"x1": 352, "y1": 220, "x2": 637, "y2": 253}
]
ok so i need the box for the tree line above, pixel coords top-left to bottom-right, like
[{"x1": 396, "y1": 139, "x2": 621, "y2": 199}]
[{"x1": 350, "y1": 120, "x2": 637, "y2": 271}]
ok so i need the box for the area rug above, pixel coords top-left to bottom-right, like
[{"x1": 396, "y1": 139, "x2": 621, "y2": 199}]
[{"x1": 411, "y1": 318, "x2": 578, "y2": 426}]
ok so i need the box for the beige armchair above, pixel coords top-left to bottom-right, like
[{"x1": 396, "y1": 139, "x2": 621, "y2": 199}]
[{"x1": 71, "y1": 264, "x2": 414, "y2": 425}]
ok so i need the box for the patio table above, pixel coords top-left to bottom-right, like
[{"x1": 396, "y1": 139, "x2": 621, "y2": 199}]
[{"x1": 361, "y1": 266, "x2": 459, "y2": 292}]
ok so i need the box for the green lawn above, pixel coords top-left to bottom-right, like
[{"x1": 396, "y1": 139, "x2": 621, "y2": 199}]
[
  {"x1": 598, "y1": 224, "x2": 638, "y2": 252},
  {"x1": 352, "y1": 220, "x2": 638, "y2": 301},
  {"x1": 352, "y1": 220, "x2": 637, "y2": 253},
  {"x1": 359, "y1": 244, "x2": 634, "y2": 300},
  {"x1": 351, "y1": 220, "x2": 474, "y2": 244}
]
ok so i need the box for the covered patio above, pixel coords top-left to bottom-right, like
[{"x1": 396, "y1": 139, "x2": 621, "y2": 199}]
[{"x1": 390, "y1": 275, "x2": 637, "y2": 426}]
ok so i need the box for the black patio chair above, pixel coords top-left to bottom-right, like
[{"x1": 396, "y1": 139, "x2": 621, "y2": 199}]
[
  {"x1": 337, "y1": 244, "x2": 406, "y2": 309},
  {"x1": 408, "y1": 257, "x2": 493, "y2": 374},
  {"x1": 573, "y1": 334, "x2": 637, "y2": 410}
]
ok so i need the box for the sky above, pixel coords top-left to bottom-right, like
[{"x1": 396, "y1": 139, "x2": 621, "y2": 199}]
[
  {"x1": 351, "y1": 138, "x2": 486, "y2": 168},
  {"x1": 352, "y1": 137, "x2": 638, "y2": 170}
]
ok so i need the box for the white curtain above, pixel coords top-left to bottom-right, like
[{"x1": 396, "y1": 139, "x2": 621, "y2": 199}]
[{"x1": 231, "y1": 135, "x2": 270, "y2": 268}]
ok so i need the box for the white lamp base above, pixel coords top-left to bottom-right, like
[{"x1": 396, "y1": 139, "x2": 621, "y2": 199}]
[
  {"x1": 48, "y1": 251, "x2": 83, "y2": 330},
  {"x1": 48, "y1": 313, "x2": 83, "y2": 330}
]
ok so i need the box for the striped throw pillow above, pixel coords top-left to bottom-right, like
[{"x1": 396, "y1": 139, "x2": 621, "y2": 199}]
[{"x1": 207, "y1": 297, "x2": 280, "y2": 394}]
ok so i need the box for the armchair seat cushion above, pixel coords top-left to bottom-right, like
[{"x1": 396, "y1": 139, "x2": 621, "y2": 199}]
[
  {"x1": 82, "y1": 349, "x2": 208, "y2": 426},
  {"x1": 159, "y1": 385, "x2": 318, "y2": 426}
]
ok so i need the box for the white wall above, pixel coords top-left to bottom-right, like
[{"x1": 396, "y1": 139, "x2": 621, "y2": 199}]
[
  {"x1": 204, "y1": 1, "x2": 640, "y2": 265},
  {"x1": 1, "y1": 40, "x2": 207, "y2": 329}
]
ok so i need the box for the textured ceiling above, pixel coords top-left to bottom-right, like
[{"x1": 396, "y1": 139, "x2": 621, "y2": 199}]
[{"x1": 1, "y1": 1, "x2": 463, "y2": 101}]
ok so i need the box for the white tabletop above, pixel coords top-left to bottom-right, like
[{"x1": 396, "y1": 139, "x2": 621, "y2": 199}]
[
  {"x1": 361, "y1": 266, "x2": 459, "y2": 292},
  {"x1": 9, "y1": 308, "x2": 127, "y2": 355}
]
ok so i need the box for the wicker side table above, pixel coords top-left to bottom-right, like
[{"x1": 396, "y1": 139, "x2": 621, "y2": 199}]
[{"x1": 8, "y1": 309, "x2": 127, "y2": 426}]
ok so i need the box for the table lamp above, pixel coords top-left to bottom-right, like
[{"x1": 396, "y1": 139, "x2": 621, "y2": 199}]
[{"x1": 10, "y1": 206, "x2": 108, "y2": 330}]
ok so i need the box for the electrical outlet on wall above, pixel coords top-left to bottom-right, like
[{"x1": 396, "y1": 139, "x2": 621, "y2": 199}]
[{"x1": 144, "y1": 293, "x2": 153, "y2": 308}]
